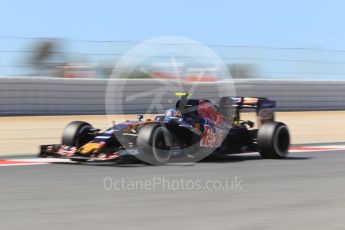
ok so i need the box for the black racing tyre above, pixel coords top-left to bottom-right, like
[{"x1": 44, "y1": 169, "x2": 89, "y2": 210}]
[
  {"x1": 137, "y1": 123, "x2": 173, "y2": 165},
  {"x1": 257, "y1": 122, "x2": 290, "y2": 159},
  {"x1": 61, "y1": 121, "x2": 93, "y2": 147}
]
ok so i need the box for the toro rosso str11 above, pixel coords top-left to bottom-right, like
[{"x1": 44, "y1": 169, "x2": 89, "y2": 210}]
[{"x1": 39, "y1": 93, "x2": 290, "y2": 164}]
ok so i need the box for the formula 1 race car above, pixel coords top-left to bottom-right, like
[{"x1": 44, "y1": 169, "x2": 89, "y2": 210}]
[{"x1": 39, "y1": 92, "x2": 290, "y2": 165}]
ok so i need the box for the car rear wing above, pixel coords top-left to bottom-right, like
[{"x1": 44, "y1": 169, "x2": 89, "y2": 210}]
[
  {"x1": 231, "y1": 97, "x2": 276, "y2": 112},
  {"x1": 227, "y1": 97, "x2": 276, "y2": 126}
]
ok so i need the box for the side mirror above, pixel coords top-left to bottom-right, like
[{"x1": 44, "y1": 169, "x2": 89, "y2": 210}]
[{"x1": 137, "y1": 114, "x2": 144, "y2": 121}]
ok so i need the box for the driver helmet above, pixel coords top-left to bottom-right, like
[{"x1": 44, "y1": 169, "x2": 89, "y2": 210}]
[
  {"x1": 164, "y1": 108, "x2": 177, "y2": 117},
  {"x1": 164, "y1": 108, "x2": 179, "y2": 122}
]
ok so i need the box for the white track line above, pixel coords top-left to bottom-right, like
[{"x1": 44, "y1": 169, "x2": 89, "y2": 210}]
[
  {"x1": 0, "y1": 162, "x2": 49, "y2": 167},
  {"x1": 13, "y1": 158, "x2": 73, "y2": 163}
]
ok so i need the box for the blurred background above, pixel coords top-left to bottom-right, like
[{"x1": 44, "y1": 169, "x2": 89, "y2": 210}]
[
  {"x1": 1, "y1": 0, "x2": 345, "y2": 80},
  {"x1": 2, "y1": 36, "x2": 345, "y2": 80}
]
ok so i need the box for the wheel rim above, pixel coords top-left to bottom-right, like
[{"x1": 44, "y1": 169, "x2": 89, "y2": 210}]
[
  {"x1": 75, "y1": 125, "x2": 91, "y2": 147},
  {"x1": 273, "y1": 126, "x2": 290, "y2": 156},
  {"x1": 152, "y1": 127, "x2": 172, "y2": 164}
]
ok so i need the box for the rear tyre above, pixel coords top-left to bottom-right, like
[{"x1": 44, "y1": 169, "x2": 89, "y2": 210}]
[
  {"x1": 257, "y1": 122, "x2": 290, "y2": 159},
  {"x1": 137, "y1": 124, "x2": 173, "y2": 165},
  {"x1": 61, "y1": 121, "x2": 93, "y2": 147}
]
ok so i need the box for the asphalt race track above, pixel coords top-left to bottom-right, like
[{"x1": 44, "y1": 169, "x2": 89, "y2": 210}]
[{"x1": 1, "y1": 149, "x2": 345, "y2": 230}]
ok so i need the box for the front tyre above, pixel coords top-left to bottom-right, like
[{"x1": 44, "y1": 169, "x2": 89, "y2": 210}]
[
  {"x1": 257, "y1": 122, "x2": 290, "y2": 159},
  {"x1": 137, "y1": 124, "x2": 173, "y2": 165},
  {"x1": 61, "y1": 121, "x2": 93, "y2": 147}
]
